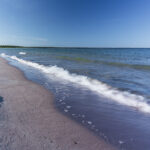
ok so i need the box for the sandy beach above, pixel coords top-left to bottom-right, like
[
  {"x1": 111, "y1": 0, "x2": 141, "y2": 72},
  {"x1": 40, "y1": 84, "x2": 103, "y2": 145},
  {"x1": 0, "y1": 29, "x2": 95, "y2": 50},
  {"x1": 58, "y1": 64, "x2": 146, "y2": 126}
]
[{"x1": 0, "y1": 57, "x2": 116, "y2": 150}]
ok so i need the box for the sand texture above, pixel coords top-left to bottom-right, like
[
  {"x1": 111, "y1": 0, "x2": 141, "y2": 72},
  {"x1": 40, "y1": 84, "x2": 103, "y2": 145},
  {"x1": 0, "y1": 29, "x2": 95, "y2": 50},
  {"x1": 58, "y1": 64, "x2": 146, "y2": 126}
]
[{"x1": 0, "y1": 58, "x2": 116, "y2": 150}]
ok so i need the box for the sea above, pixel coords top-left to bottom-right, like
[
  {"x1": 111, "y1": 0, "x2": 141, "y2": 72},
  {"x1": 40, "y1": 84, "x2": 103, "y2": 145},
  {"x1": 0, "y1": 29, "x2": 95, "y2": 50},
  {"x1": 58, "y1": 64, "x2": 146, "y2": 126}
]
[{"x1": 1, "y1": 48, "x2": 150, "y2": 150}]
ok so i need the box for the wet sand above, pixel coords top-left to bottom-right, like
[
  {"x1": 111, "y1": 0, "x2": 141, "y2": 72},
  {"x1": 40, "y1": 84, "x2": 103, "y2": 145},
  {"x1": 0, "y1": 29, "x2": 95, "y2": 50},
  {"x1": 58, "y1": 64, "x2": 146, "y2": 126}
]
[{"x1": 0, "y1": 57, "x2": 116, "y2": 150}]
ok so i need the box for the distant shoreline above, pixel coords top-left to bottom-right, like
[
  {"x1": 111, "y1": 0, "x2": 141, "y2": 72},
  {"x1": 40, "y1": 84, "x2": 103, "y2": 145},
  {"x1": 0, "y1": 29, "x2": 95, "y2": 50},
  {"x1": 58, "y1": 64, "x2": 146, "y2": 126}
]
[{"x1": 0, "y1": 45, "x2": 150, "y2": 49}]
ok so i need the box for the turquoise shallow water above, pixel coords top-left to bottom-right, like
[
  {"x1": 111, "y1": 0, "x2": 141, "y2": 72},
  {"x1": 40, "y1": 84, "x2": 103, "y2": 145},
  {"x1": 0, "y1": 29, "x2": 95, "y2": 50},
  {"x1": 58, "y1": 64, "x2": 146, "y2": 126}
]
[{"x1": 1, "y1": 48, "x2": 150, "y2": 149}]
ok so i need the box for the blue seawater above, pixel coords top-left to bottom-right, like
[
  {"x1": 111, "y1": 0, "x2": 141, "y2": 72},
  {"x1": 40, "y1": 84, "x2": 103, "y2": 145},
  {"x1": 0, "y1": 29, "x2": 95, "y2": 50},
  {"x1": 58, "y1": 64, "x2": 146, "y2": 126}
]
[{"x1": 1, "y1": 48, "x2": 150, "y2": 150}]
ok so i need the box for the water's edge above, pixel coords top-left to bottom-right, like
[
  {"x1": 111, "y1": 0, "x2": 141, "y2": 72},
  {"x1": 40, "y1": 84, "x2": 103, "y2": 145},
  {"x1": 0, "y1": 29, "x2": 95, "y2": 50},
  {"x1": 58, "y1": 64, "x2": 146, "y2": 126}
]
[{"x1": 0, "y1": 57, "x2": 117, "y2": 149}]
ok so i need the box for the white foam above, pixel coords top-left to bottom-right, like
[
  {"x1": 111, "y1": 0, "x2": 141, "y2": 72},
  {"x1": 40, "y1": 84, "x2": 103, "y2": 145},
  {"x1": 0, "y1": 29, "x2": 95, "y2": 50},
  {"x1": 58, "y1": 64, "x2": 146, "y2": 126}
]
[
  {"x1": 66, "y1": 106, "x2": 71, "y2": 109},
  {"x1": 87, "y1": 121, "x2": 92, "y2": 125},
  {"x1": 19, "y1": 52, "x2": 26, "y2": 55},
  {"x1": 1, "y1": 53, "x2": 150, "y2": 113},
  {"x1": 119, "y1": 140, "x2": 124, "y2": 144},
  {"x1": 64, "y1": 109, "x2": 68, "y2": 113}
]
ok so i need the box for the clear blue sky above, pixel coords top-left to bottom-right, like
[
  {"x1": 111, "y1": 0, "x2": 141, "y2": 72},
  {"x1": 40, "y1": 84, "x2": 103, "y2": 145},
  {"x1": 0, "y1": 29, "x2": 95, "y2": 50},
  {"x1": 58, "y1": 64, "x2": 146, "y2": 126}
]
[{"x1": 0, "y1": 0, "x2": 150, "y2": 47}]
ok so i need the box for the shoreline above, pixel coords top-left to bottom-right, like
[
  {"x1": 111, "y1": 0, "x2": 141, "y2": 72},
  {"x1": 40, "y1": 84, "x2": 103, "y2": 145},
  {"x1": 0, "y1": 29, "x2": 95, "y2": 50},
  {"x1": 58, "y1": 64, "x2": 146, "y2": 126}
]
[{"x1": 0, "y1": 57, "x2": 116, "y2": 150}]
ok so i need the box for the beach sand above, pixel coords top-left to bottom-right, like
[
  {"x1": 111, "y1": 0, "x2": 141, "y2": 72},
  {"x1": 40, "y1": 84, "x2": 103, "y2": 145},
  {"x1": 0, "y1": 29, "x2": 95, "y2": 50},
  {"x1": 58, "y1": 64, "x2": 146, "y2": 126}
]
[{"x1": 0, "y1": 57, "x2": 116, "y2": 150}]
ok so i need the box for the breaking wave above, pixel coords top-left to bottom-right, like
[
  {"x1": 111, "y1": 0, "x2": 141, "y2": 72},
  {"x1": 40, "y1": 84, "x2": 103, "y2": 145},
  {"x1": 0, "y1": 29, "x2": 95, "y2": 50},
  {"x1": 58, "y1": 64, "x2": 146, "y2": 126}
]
[
  {"x1": 1, "y1": 53, "x2": 150, "y2": 113},
  {"x1": 19, "y1": 52, "x2": 26, "y2": 55}
]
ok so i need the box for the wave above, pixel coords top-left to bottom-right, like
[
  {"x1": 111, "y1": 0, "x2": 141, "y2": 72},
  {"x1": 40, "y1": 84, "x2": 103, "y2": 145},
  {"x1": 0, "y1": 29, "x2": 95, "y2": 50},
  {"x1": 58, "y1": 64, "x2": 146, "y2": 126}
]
[
  {"x1": 1, "y1": 53, "x2": 150, "y2": 113},
  {"x1": 19, "y1": 52, "x2": 26, "y2": 55}
]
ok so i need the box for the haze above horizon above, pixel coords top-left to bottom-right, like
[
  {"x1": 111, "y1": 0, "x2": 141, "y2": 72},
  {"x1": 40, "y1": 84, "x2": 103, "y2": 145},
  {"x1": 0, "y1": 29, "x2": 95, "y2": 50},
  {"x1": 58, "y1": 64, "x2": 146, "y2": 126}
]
[{"x1": 0, "y1": 0, "x2": 150, "y2": 47}]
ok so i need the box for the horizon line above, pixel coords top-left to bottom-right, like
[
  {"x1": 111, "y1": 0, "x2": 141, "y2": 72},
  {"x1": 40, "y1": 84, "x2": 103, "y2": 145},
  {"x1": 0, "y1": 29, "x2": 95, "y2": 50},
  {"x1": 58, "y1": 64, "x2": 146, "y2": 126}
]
[{"x1": 0, "y1": 45, "x2": 150, "y2": 49}]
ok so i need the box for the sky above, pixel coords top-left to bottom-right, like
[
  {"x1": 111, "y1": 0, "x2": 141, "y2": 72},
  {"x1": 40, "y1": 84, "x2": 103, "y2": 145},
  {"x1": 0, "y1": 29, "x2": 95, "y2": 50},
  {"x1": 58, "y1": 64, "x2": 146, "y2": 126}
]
[{"x1": 0, "y1": 0, "x2": 150, "y2": 47}]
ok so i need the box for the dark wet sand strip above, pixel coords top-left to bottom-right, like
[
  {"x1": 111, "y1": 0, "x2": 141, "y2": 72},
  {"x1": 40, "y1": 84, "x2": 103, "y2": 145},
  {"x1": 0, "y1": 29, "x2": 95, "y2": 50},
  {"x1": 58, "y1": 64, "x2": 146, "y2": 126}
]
[{"x1": 0, "y1": 57, "x2": 116, "y2": 150}]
